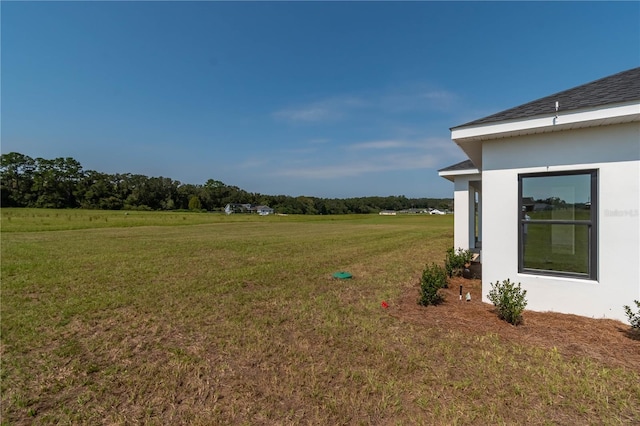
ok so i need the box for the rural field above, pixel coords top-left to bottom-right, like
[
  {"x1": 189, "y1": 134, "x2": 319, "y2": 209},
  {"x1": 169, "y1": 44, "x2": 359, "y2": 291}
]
[{"x1": 1, "y1": 208, "x2": 639, "y2": 425}]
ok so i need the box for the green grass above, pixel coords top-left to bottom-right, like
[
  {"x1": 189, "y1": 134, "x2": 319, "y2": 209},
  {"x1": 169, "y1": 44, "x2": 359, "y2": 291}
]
[{"x1": 2, "y1": 208, "x2": 639, "y2": 424}]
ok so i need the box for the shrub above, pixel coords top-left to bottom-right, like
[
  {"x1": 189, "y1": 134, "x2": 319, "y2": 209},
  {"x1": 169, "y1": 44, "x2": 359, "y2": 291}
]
[
  {"x1": 487, "y1": 279, "x2": 528, "y2": 325},
  {"x1": 445, "y1": 247, "x2": 474, "y2": 277},
  {"x1": 623, "y1": 300, "x2": 640, "y2": 330},
  {"x1": 418, "y1": 263, "x2": 447, "y2": 306}
]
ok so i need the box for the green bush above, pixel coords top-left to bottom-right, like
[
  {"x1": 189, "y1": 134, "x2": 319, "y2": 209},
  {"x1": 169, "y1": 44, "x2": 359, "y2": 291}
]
[
  {"x1": 418, "y1": 263, "x2": 447, "y2": 306},
  {"x1": 487, "y1": 279, "x2": 528, "y2": 325},
  {"x1": 445, "y1": 247, "x2": 474, "y2": 277},
  {"x1": 623, "y1": 300, "x2": 640, "y2": 329}
]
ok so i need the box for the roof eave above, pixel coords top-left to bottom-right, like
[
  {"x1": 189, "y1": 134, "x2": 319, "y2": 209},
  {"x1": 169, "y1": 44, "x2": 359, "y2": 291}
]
[
  {"x1": 438, "y1": 167, "x2": 481, "y2": 182},
  {"x1": 451, "y1": 101, "x2": 640, "y2": 144}
]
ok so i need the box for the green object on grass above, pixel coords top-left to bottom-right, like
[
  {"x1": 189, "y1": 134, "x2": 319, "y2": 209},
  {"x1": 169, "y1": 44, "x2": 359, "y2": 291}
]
[{"x1": 333, "y1": 271, "x2": 352, "y2": 279}]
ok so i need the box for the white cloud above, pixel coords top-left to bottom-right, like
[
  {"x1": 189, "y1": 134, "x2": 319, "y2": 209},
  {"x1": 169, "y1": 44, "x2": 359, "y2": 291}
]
[
  {"x1": 239, "y1": 157, "x2": 271, "y2": 169},
  {"x1": 348, "y1": 137, "x2": 456, "y2": 152},
  {"x1": 236, "y1": 132, "x2": 460, "y2": 176},
  {"x1": 258, "y1": 133, "x2": 464, "y2": 181},
  {"x1": 307, "y1": 138, "x2": 330, "y2": 145},
  {"x1": 378, "y1": 87, "x2": 460, "y2": 113},
  {"x1": 348, "y1": 140, "x2": 411, "y2": 150},
  {"x1": 272, "y1": 86, "x2": 461, "y2": 124},
  {"x1": 420, "y1": 90, "x2": 459, "y2": 109},
  {"x1": 272, "y1": 106, "x2": 335, "y2": 123},
  {"x1": 272, "y1": 96, "x2": 367, "y2": 123},
  {"x1": 272, "y1": 151, "x2": 438, "y2": 179},
  {"x1": 265, "y1": 85, "x2": 468, "y2": 183},
  {"x1": 249, "y1": 131, "x2": 463, "y2": 180}
]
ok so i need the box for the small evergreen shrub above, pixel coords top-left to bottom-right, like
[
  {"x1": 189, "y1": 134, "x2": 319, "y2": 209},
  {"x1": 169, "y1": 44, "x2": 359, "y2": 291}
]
[
  {"x1": 418, "y1": 263, "x2": 447, "y2": 306},
  {"x1": 623, "y1": 300, "x2": 640, "y2": 330},
  {"x1": 487, "y1": 279, "x2": 528, "y2": 325},
  {"x1": 445, "y1": 247, "x2": 474, "y2": 277}
]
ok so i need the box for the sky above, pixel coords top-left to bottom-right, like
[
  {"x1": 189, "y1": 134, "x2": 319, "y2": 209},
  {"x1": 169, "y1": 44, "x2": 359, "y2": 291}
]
[{"x1": 2, "y1": 2, "x2": 639, "y2": 199}]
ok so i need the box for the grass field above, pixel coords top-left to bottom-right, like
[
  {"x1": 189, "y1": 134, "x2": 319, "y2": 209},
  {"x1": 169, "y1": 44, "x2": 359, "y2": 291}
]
[{"x1": 2, "y1": 209, "x2": 639, "y2": 424}]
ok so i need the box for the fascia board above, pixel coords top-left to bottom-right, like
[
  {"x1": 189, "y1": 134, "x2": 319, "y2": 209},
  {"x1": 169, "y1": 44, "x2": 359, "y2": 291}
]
[
  {"x1": 452, "y1": 102, "x2": 640, "y2": 143},
  {"x1": 438, "y1": 168, "x2": 481, "y2": 183},
  {"x1": 438, "y1": 168, "x2": 480, "y2": 177}
]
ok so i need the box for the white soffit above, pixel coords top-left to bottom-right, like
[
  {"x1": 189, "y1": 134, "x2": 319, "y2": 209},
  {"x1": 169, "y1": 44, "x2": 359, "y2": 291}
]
[
  {"x1": 438, "y1": 168, "x2": 480, "y2": 177},
  {"x1": 438, "y1": 169, "x2": 481, "y2": 182},
  {"x1": 452, "y1": 102, "x2": 640, "y2": 143}
]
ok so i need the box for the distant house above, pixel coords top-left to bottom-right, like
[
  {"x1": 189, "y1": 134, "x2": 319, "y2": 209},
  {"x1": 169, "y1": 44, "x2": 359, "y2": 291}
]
[
  {"x1": 224, "y1": 203, "x2": 252, "y2": 214},
  {"x1": 398, "y1": 208, "x2": 426, "y2": 214},
  {"x1": 254, "y1": 205, "x2": 274, "y2": 215},
  {"x1": 438, "y1": 67, "x2": 639, "y2": 322},
  {"x1": 224, "y1": 203, "x2": 274, "y2": 215},
  {"x1": 379, "y1": 210, "x2": 397, "y2": 215}
]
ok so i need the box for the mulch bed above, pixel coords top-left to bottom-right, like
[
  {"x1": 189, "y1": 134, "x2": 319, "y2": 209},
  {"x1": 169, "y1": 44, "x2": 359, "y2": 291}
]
[{"x1": 391, "y1": 276, "x2": 640, "y2": 373}]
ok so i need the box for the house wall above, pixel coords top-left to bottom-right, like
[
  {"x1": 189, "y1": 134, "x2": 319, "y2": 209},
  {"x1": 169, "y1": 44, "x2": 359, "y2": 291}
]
[
  {"x1": 453, "y1": 174, "x2": 481, "y2": 250},
  {"x1": 481, "y1": 122, "x2": 640, "y2": 322}
]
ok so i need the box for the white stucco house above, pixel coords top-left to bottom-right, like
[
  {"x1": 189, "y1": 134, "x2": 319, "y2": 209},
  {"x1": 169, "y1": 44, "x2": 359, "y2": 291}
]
[{"x1": 439, "y1": 67, "x2": 640, "y2": 322}]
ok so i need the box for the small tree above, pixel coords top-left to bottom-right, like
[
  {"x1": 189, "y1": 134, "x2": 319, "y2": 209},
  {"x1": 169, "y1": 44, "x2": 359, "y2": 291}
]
[
  {"x1": 487, "y1": 279, "x2": 528, "y2": 325},
  {"x1": 188, "y1": 195, "x2": 202, "y2": 211},
  {"x1": 418, "y1": 263, "x2": 447, "y2": 306},
  {"x1": 623, "y1": 300, "x2": 640, "y2": 330}
]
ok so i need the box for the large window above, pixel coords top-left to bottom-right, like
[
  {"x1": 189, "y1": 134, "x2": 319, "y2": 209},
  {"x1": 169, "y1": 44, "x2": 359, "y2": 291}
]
[{"x1": 518, "y1": 170, "x2": 597, "y2": 279}]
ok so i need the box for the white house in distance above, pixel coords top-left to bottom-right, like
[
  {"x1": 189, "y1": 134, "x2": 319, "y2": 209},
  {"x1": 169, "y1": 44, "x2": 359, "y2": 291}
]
[
  {"x1": 224, "y1": 203, "x2": 274, "y2": 215},
  {"x1": 439, "y1": 67, "x2": 639, "y2": 322}
]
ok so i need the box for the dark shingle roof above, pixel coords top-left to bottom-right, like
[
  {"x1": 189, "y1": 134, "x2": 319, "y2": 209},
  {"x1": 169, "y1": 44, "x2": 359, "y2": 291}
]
[
  {"x1": 438, "y1": 159, "x2": 477, "y2": 172},
  {"x1": 453, "y1": 67, "x2": 640, "y2": 129}
]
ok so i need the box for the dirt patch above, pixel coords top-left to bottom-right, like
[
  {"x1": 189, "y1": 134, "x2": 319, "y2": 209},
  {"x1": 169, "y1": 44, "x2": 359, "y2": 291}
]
[{"x1": 392, "y1": 277, "x2": 640, "y2": 372}]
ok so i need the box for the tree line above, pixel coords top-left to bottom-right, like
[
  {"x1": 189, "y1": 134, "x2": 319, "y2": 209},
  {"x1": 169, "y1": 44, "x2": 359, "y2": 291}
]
[{"x1": 0, "y1": 152, "x2": 452, "y2": 214}]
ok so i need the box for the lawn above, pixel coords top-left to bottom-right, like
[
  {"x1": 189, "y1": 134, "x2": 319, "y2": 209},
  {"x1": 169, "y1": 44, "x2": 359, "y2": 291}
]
[{"x1": 1, "y1": 209, "x2": 638, "y2": 424}]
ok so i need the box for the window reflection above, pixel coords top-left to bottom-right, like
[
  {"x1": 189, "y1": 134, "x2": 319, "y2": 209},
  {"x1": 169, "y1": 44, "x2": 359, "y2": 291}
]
[
  {"x1": 519, "y1": 170, "x2": 596, "y2": 279},
  {"x1": 522, "y1": 174, "x2": 591, "y2": 220}
]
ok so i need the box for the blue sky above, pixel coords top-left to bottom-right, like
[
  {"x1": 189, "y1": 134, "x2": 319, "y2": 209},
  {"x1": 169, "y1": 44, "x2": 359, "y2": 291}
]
[{"x1": 2, "y1": 2, "x2": 638, "y2": 199}]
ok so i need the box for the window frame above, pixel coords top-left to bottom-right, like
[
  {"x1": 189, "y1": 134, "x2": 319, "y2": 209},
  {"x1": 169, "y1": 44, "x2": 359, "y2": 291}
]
[{"x1": 518, "y1": 169, "x2": 598, "y2": 280}]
